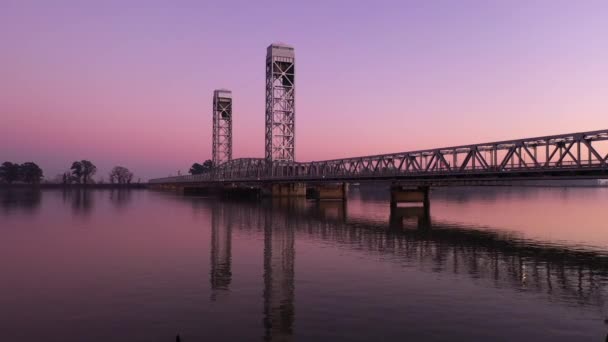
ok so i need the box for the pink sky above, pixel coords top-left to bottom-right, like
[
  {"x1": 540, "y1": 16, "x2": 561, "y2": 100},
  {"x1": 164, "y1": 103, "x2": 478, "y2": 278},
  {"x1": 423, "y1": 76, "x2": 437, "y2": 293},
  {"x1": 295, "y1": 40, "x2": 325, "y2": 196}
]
[{"x1": 1, "y1": 0, "x2": 607, "y2": 180}]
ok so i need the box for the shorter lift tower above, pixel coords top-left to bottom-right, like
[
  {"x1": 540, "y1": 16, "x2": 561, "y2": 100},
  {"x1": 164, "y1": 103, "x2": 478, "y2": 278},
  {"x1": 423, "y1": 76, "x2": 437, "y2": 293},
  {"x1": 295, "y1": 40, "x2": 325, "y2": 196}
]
[
  {"x1": 212, "y1": 89, "x2": 233, "y2": 166},
  {"x1": 265, "y1": 43, "x2": 295, "y2": 163}
]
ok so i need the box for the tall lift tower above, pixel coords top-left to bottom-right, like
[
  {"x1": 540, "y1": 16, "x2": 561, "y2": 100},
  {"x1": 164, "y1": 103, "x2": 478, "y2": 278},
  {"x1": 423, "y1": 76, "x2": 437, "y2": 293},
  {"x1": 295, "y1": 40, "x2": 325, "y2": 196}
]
[
  {"x1": 265, "y1": 43, "x2": 295, "y2": 163},
  {"x1": 212, "y1": 89, "x2": 233, "y2": 166}
]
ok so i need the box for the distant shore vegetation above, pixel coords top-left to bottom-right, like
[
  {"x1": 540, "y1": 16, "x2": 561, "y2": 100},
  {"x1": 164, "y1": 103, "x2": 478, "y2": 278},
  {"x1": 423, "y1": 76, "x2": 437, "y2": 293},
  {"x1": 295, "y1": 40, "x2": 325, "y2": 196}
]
[
  {"x1": 189, "y1": 160, "x2": 213, "y2": 175},
  {"x1": 0, "y1": 160, "x2": 141, "y2": 187},
  {"x1": 0, "y1": 159, "x2": 218, "y2": 187},
  {"x1": 0, "y1": 161, "x2": 43, "y2": 184}
]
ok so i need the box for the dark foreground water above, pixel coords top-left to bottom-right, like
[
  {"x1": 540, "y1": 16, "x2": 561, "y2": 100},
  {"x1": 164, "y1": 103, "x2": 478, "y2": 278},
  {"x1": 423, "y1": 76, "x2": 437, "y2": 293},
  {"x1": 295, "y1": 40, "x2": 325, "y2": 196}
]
[{"x1": 1, "y1": 186, "x2": 608, "y2": 341}]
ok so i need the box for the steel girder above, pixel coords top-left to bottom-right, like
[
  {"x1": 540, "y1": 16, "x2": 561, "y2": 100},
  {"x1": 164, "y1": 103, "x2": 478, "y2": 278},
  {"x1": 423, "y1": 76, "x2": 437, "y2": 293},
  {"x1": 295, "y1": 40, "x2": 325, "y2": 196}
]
[{"x1": 149, "y1": 129, "x2": 608, "y2": 184}]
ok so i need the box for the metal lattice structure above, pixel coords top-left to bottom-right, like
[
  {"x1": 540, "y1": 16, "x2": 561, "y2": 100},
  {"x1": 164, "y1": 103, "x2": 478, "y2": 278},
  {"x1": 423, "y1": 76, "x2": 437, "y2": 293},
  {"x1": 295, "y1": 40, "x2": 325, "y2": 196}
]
[
  {"x1": 265, "y1": 43, "x2": 295, "y2": 163},
  {"x1": 150, "y1": 129, "x2": 608, "y2": 184},
  {"x1": 212, "y1": 89, "x2": 233, "y2": 166}
]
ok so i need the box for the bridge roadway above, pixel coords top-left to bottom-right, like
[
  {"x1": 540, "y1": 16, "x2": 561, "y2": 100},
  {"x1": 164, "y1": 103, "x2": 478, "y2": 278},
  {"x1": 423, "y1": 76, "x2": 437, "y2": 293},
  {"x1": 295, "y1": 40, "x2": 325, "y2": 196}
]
[{"x1": 150, "y1": 129, "x2": 608, "y2": 187}]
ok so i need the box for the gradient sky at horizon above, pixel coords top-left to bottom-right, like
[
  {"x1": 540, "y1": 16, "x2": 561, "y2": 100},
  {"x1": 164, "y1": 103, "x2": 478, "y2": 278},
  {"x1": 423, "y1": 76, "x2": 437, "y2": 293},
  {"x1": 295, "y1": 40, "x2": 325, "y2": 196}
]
[{"x1": 1, "y1": 0, "x2": 607, "y2": 180}]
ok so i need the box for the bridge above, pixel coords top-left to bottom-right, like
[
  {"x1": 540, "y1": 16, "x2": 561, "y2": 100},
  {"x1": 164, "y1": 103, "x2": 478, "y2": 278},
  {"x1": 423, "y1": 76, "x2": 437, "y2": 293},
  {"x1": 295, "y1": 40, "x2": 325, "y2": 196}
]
[
  {"x1": 150, "y1": 128, "x2": 608, "y2": 204},
  {"x1": 151, "y1": 128, "x2": 608, "y2": 184},
  {"x1": 149, "y1": 43, "x2": 608, "y2": 206}
]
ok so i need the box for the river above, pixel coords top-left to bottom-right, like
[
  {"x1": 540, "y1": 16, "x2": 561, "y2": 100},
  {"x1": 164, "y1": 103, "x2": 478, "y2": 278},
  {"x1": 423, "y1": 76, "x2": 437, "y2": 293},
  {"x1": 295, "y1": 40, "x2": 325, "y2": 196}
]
[{"x1": 1, "y1": 186, "x2": 607, "y2": 341}]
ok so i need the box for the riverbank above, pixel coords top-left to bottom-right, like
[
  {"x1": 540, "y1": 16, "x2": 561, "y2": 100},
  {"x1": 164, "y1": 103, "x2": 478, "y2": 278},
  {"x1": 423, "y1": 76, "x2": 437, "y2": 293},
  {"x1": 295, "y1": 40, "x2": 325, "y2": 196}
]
[{"x1": 0, "y1": 183, "x2": 147, "y2": 189}]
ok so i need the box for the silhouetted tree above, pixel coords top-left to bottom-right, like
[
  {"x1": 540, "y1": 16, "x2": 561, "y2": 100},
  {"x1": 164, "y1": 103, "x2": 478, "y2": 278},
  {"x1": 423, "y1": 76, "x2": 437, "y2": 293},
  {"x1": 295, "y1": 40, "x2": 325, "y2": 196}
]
[
  {"x1": 60, "y1": 171, "x2": 76, "y2": 184},
  {"x1": 0, "y1": 162, "x2": 20, "y2": 184},
  {"x1": 189, "y1": 163, "x2": 204, "y2": 175},
  {"x1": 71, "y1": 160, "x2": 97, "y2": 184},
  {"x1": 189, "y1": 159, "x2": 213, "y2": 175},
  {"x1": 71, "y1": 161, "x2": 83, "y2": 183},
  {"x1": 19, "y1": 162, "x2": 43, "y2": 184},
  {"x1": 81, "y1": 160, "x2": 96, "y2": 184},
  {"x1": 109, "y1": 166, "x2": 134, "y2": 184}
]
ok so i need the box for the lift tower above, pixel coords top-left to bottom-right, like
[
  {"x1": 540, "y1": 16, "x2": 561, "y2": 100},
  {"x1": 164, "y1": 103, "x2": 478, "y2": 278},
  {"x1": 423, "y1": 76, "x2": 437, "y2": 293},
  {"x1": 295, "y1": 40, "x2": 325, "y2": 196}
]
[
  {"x1": 212, "y1": 89, "x2": 233, "y2": 166},
  {"x1": 265, "y1": 43, "x2": 295, "y2": 163}
]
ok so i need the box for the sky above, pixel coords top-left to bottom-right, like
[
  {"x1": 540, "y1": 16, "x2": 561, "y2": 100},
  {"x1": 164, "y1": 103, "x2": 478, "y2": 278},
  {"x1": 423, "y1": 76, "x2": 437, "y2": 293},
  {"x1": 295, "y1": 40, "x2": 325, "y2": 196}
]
[{"x1": 1, "y1": 0, "x2": 607, "y2": 181}]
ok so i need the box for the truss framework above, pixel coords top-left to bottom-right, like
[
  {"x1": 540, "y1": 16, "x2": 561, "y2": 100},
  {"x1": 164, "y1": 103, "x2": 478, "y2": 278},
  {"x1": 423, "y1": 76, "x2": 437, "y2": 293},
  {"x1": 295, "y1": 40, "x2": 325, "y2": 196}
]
[
  {"x1": 212, "y1": 89, "x2": 232, "y2": 166},
  {"x1": 151, "y1": 129, "x2": 608, "y2": 184},
  {"x1": 265, "y1": 44, "x2": 295, "y2": 163}
]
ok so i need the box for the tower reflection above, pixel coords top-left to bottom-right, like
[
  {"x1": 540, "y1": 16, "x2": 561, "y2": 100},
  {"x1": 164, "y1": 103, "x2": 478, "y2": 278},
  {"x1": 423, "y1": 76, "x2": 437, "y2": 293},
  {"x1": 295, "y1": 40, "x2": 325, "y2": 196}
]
[
  {"x1": 210, "y1": 202, "x2": 232, "y2": 300},
  {"x1": 262, "y1": 199, "x2": 297, "y2": 341}
]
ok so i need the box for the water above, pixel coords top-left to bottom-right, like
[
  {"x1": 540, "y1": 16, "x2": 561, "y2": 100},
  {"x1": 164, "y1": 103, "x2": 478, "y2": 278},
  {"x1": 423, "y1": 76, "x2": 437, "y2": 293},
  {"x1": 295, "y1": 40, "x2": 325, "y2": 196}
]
[{"x1": 1, "y1": 186, "x2": 608, "y2": 341}]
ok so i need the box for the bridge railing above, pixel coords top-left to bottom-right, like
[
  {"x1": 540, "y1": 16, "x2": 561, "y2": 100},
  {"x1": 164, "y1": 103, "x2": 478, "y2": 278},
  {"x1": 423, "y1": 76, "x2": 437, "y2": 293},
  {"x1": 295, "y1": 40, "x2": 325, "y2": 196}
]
[{"x1": 149, "y1": 129, "x2": 608, "y2": 184}]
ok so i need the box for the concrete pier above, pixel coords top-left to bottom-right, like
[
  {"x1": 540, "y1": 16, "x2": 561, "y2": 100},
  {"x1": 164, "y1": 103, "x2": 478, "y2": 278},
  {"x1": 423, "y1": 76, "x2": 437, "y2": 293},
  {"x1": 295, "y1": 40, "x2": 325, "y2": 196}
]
[
  {"x1": 149, "y1": 183, "x2": 187, "y2": 194},
  {"x1": 390, "y1": 185, "x2": 430, "y2": 209},
  {"x1": 307, "y1": 183, "x2": 348, "y2": 201},
  {"x1": 389, "y1": 185, "x2": 431, "y2": 228},
  {"x1": 262, "y1": 183, "x2": 306, "y2": 198}
]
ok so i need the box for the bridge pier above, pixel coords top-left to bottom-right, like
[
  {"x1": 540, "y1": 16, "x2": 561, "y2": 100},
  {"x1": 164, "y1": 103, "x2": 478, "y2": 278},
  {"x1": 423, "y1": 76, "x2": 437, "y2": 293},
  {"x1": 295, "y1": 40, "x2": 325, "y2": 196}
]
[
  {"x1": 390, "y1": 185, "x2": 430, "y2": 208},
  {"x1": 183, "y1": 186, "x2": 218, "y2": 196},
  {"x1": 219, "y1": 184, "x2": 261, "y2": 199},
  {"x1": 262, "y1": 183, "x2": 306, "y2": 198},
  {"x1": 307, "y1": 183, "x2": 348, "y2": 201},
  {"x1": 163, "y1": 184, "x2": 185, "y2": 194},
  {"x1": 149, "y1": 183, "x2": 223, "y2": 196}
]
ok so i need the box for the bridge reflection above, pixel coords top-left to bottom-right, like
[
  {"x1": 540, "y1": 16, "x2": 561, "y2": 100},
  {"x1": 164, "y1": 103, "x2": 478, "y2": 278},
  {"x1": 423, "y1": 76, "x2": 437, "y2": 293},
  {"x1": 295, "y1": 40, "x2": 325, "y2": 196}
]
[{"x1": 207, "y1": 197, "x2": 608, "y2": 340}]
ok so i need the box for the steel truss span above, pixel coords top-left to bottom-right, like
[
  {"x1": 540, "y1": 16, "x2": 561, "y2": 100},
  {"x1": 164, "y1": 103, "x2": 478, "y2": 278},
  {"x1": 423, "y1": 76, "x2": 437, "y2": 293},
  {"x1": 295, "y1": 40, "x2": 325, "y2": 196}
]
[{"x1": 150, "y1": 129, "x2": 608, "y2": 184}]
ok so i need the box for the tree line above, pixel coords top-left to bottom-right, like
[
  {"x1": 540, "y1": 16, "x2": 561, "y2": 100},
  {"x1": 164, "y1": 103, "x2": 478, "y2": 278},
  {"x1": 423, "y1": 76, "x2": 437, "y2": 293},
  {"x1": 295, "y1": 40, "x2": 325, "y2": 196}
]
[
  {"x1": 1, "y1": 160, "x2": 137, "y2": 185},
  {"x1": 63, "y1": 160, "x2": 136, "y2": 184},
  {"x1": 1, "y1": 158, "x2": 217, "y2": 184},
  {"x1": 0, "y1": 162, "x2": 43, "y2": 184},
  {"x1": 189, "y1": 160, "x2": 213, "y2": 175}
]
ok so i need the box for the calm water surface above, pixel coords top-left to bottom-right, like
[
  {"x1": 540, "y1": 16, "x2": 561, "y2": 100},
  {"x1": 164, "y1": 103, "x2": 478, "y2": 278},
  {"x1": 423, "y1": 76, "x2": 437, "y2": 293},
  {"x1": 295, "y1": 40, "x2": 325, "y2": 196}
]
[{"x1": 1, "y1": 186, "x2": 608, "y2": 341}]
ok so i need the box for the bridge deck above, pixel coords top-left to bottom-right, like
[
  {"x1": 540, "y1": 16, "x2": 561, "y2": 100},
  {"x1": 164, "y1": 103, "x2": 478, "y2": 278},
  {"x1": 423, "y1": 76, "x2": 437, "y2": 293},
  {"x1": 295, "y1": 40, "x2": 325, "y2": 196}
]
[{"x1": 150, "y1": 129, "x2": 608, "y2": 185}]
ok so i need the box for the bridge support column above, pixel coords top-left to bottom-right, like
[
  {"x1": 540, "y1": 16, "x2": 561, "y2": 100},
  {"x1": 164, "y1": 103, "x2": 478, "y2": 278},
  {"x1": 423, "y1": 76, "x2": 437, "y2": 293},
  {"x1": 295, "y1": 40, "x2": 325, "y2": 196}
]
[
  {"x1": 390, "y1": 185, "x2": 431, "y2": 229},
  {"x1": 156, "y1": 183, "x2": 185, "y2": 194},
  {"x1": 391, "y1": 185, "x2": 429, "y2": 207},
  {"x1": 262, "y1": 183, "x2": 306, "y2": 198},
  {"x1": 183, "y1": 185, "x2": 218, "y2": 196},
  {"x1": 220, "y1": 184, "x2": 261, "y2": 199},
  {"x1": 307, "y1": 183, "x2": 348, "y2": 201}
]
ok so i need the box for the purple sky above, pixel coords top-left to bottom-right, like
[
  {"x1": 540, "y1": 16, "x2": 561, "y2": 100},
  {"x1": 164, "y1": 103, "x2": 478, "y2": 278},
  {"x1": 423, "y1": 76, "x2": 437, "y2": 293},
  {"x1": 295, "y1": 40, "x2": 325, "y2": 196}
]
[{"x1": 1, "y1": 0, "x2": 607, "y2": 180}]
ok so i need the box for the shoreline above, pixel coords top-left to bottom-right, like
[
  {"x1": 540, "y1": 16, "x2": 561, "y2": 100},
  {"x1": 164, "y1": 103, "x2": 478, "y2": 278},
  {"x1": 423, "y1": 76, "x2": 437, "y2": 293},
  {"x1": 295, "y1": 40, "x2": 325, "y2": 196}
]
[
  {"x1": 1, "y1": 183, "x2": 607, "y2": 190},
  {"x1": 0, "y1": 183, "x2": 147, "y2": 189}
]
